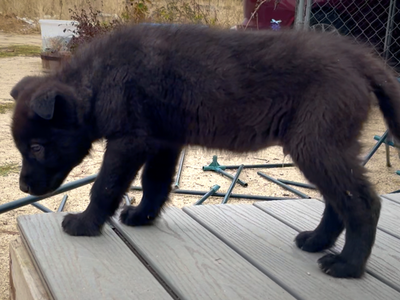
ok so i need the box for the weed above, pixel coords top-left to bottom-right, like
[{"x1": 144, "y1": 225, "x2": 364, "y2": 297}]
[
  {"x1": 66, "y1": 1, "x2": 122, "y2": 53},
  {"x1": 66, "y1": 0, "x2": 222, "y2": 52}
]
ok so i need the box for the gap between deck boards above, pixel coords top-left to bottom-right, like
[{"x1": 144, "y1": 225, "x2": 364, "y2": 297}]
[{"x1": 109, "y1": 222, "x2": 181, "y2": 300}]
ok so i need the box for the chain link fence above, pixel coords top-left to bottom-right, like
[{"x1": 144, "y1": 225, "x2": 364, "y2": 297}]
[{"x1": 296, "y1": 0, "x2": 400, "y2": 75}]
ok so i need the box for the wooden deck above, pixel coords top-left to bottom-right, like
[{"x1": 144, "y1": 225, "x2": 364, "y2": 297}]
[{"x1": 10, "y1": 194, "x2": 400, "y2": 300}]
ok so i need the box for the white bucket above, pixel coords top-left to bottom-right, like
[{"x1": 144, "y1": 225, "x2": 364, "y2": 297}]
[{"x1": 38, "y1": 19, "x2": 79, "y2": 51}]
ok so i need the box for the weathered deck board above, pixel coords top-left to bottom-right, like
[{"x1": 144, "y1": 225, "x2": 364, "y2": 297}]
[
  {"x1": 110, "y1": 207, "x2": 293, "y2": 300},
  {"x1": 183, "y1": 204, "x2": 400, "y2": 300},
  {"x1": 377, "y1": 197, "x2": 400, "y2": 239},
  {"x1": 382, "y1": 193, "x2": 400, "y2": 205},
  {"x1": 17, "y1": 213, "x2": 172, "y2": 300},
  {"x1": 254, "y1": 198, "x2": 400, "y2": 292}
]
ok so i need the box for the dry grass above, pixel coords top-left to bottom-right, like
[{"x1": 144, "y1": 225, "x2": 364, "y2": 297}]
[
  {"x1": 0, "y1": 13, "x2": 40, "y2": 34},
  {"x1": 0, "y1": 163, "x2": 19, "y2": 177},
  {"x1": 0, "y1": 0, "x2": 243, "y2": 28},
  {"x1": 0, "y1": 102, "x2": 15, "y2": 114},
  {"x1": 0, "y1": 44, "x2": 41, "y2": 58}
]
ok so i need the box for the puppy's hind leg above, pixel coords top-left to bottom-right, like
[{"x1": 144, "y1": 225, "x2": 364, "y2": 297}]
[
  {"x1": 291, "y1": 143, "x2": 381, "y2": 278},
  {"x1": 120, "y1": 146, "x2": 182, "y2": 226},
  {"x1": 62, "y1": 138, "x2": 148, "y2": 236}
]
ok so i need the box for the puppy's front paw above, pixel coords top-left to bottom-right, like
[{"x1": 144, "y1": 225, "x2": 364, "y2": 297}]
[
  {"x1": 62, "y1": 213, "x2": 103, "y2": 236},
  {"x1": 120, "y1": 206, "x2": 158, "y2": 226},
  {"x1": 295, "y1": 230, "x2": 335, "y2": 252}
]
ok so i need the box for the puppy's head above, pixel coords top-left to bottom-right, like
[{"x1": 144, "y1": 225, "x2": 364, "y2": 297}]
[{"x1": 10, "y1": 76, "x2": 92, "y2": 196}]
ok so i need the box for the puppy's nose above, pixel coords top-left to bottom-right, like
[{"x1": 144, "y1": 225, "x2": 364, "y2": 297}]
[{"x1": 19, "y1": 182, "x2": 30, "y2": 193}]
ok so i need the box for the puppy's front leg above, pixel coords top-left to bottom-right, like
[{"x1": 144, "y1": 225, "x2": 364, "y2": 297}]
[{"x1": 62, "y1": 138, "x2": 147, "y2": 236}]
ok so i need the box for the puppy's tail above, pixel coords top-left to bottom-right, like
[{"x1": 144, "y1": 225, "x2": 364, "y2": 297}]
[{"x1": 366, "y1": 55, "x2": 400, "y2": 147}]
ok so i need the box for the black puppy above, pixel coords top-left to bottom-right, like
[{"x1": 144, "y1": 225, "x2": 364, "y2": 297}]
[{"x1": 10, "y1": 23, "x2": 400, "y2": 279}]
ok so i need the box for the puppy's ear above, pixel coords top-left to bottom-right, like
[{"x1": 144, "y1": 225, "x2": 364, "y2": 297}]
[
  {"x1": 10, "y1": 76, "x2": 40, "y2": 100},
  {"x1": 30, "y1": 89, "x2": 57, "y2": 120},
  {"x1": 30, "y1": 82, "x2": 76, "y2": 121}
]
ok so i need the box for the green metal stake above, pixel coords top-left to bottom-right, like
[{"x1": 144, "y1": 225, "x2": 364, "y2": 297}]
[
  {"x1": 202, "y1": 155, "x2": 226, "y2": 171},
  {"x1": 32, "y1": 202, "x2": 53, "y2": 213},
  {"x1": 174, "y1": 148, "x2": 186, "y2": 189},
  {"x1": 374, "y1": 135, "x2": 395, "y2": 147},
  {"x1": 130, "y1": 186, "x2": 292, "y2": 201},
  {"x1": 57, "y1": 195, "x2": 68, "y2": 212},
  {"x1": 277, "y1": 179, "x2": 317, "y2": 190},
  {"x1": 203, "y1": 155, "x2": 248, "y2": 187},
  {"x1": 223, "y1": 163, "x2": 295, "y2": 169},
  {"x1": 222, "y1": 165, "x2": 244, "y2": 204},
  {"x1": 193, "y1": 185, "x2": 220, "y2": 205},
  {"x1": 258, "y1": 172, "x2": 310, "y2": 199}
]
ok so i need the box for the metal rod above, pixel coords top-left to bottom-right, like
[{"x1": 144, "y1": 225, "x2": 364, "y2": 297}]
[
  {"x1": 57, "y1": 195, "x2": 68, "y2": 212},
  {"x1": 193, "y1": 185, "x2": 220, "y2": 205},
  {"x1": 362, "y1": 130, "x2": 388, "y2": 166},
  {"x1": 257, "y1": 172, "x2": 310, "y2": 199},
  {"x1": 130, "y1": 186, "x2": 294, "y2": 201},
  {"x1": 389, "y1": 188, "x2": 400, "y2": 194},
  {"x1": 174, "y1": 148, "x2": 186, "y2": 189},
  {"x1": 386, "y1": 141, "x2": 391, "y2": 167},
  {"x1": 277, "y1": 179, "x2": 317, "y2": 190},
  {"x1": 222, "y1": 165, "x2": 244, "y2": 204},
  {"x1": 31, "y1": 202, "x2": 53, "y2": 213},
  {"x1": 0, "y1": 174, "x2": 97, "y2": 214},
  {"x1": 215, "y1": 168, "x2": 248, "y2": 187},
  {"x1": 222, "y1": 163, "x2": 295, "y2": 170},
  {"x1": 122, "y1": 194, "x2": 131, "y2": 206},
  {"x1": 374, "y1": 134, "x2": 395, "y2": 147}
]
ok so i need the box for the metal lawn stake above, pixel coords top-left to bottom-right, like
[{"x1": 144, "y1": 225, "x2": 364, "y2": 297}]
[
  {"x1": 31, "y1": 202, "x2": 53, "y2": 213},
  {"x1": 122, "y1": 194, "x2": 132, "y2": 206},
  {"x1": 174, "y1": 148, "x2": 186, "y2": 189},
  {"x1": 362, "y1": 130, "x2": 389, "y2": 166},
  {"x1": 193, "y1": 185, "x2": 220, "y2": 205},
  {"x1": 374, "y1": 132, "x2": 400, "y2": 167},
  {"x1": 203, "y1": 155, "x2": 248, "y2": 187},
  {"x1": 374, "y1": 135, "x2": 396, "y2": 147},
  {"x1": 385, "y1": 141, "x2": 391, "y2": 167},
  {"x1": 390, "y1": 170, "x2": 400, "y2": 194},
  {"x1": 222, "y1": 164, "x2": 244, "y2": 204},
  {"x1": 0, "y1": 174, "x2": 97, "y2": 214},
  {"x1": 130, "y1": 186, "x2": 293, "y2": 201},
  {"x1": 277, "y1": 179, "x2": 317, "y2": 190},
  {"x1": 57, "y1": 195, "x2": 68, "y2": 212},
  {"x1": 257, "y1": 172, "x2": 310, "y2": 199},
  {"x1": 277, "y1": 129, "x2": 394, "y2": 190},
  {"x1": 389, "y1": 188, "x2": 400, "y2": 194},
  {"x1": 222, "y1": 163, "x2": 295, "y2": 169}
]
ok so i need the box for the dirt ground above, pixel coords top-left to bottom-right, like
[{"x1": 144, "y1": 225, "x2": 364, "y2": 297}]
[{"x1": 1, "y1": 32, "x2": 400, "y2": 300}]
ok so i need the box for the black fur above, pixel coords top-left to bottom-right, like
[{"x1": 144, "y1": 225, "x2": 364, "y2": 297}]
[{"x1": 10, "y1": 23, "x2": 400, "y2": 278}]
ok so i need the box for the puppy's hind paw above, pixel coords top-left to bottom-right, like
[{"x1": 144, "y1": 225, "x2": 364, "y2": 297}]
[
  {"x1": 62, "y1": 213, "x2": 103, "y2": 237},
  {"x1": 318, "y1": 254, "x2": 365, "y2": 278}
]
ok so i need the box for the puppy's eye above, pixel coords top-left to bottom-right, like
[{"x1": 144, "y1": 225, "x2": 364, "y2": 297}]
[{"x1": 30, "y1": 144, "x2": 43, "y2": 153}]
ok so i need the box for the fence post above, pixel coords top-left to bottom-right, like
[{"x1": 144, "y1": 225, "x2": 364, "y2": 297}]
[
  {"x1": 294, "y1": 0, "x2": 305, "y2": 30},
  {"x1": 303, "y1": 0, "x2": 312, "y2": 29},
  {"x1": 383, "y1": 0, "x2": 397, "y2": 61}
]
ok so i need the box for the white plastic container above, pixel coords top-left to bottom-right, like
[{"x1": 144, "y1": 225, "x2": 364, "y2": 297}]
[{"x1": 38, "y1": 19, "x2": 79, "y2": 51}]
